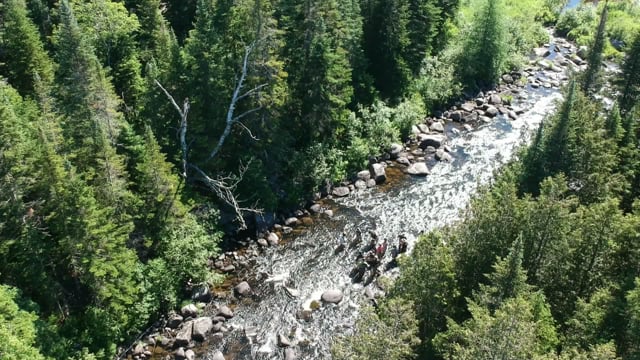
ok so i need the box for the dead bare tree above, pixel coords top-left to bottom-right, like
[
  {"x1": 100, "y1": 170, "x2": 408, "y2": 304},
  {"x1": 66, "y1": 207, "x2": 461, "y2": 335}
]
[{"x1": 155, "y1": 43, "x2": 265, "y2": 230}]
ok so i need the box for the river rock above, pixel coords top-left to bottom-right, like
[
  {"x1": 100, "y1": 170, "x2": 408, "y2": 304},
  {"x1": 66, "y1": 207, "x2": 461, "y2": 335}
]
[
  {"x1": 485, "y1": 106, "x2": 499, "y2": 117},
  {"x1": 284, "y1": 217, "x2": 299, "y2": 226},
  {"x1": 285, "y1": 287, "x2": 301, "y2": 298},
  {"x1": 285, "y1": 348, "x2": 298, "y2": 360},
  {"x1": 168, "y1": 313, "x2": 183, "y2": 329},
  {"x1": 185, "y1": 349, "x2": 196, "y2": 360},
  {"x1": 267, "y1": 232, "x2": 279, "y2": 245},
  {"x1": 181, "y1": 304, "x2": 198, "y2": 318},
  {"x1": 366, "y1": 179, "x2": 377, "y2": 188},
  {"x1": 174, "y1": 347, "x2": 186, "y2": 360},
  {"x1": 355, "y1": 179, "x2": 367, "y2": 189},
  {"x1": 278, "y1": 333, "x2": 292, "y2": 347},
  {"x1": 211, "y1": 350, "x2": 225, "y2": 360},
  {"x1": 258, "y1": 238, "x2": 268, "y2": 247},
  {"x1": 217, "y1": 305, "x2": 234, "y2": 319},
  {"x1": 321, "y1": 289, "x2": 344, "y2": 304},
  {"x1": 449, "y1": 111, "x2": 463, "y2": 122},
  {"x1": 417, "y1": 123, "x2": 430, "y2": 133},
  {"x1": 324, "y1": 209, "x2": 334, "y2": 217},
  {"x1": 502, "y1": 74, "x2": 514, "y2": 84},
  {"x1": 419, "y1": 134, "x2": 445, "y2": 149},
  {"x1": 309, "y1": 203, "x2": 322, "y2": 213},
  {"x1": 534, "y1": 47, "x2": 550, "y2": 57},
  {"x1": 191, "y1": 284, "x2": 211, "y2": 303},
  {"x1": 175, "y1": 321, "x2": 193, "y2": 347},
  {"x1": 235, "y1": 281, "x2": 252, "y2": 297},
  {"x1": 389, "y1": 143, "x2": 403, "y2": 159},
  {"x1": 332, "y1": 186, "x2": 350, "y2": 197},
  {"x1": 223, "y1": 264, "x2": 236, "y2": 273},
  {"x1": 435, "y1": 149, "x2": 453, "y2": 162},
  {"x1": 489, "y1": 94, "x2": 502, "y2": 105},
  {"x1": 357, "y1": 170, "x2": 371, "y2": 181},
  {"x1": 369, "y1": 163, "x2": 386, "y2": 184},
  {"x1": 460, "y1": 103, "x2": 475, "y2": 112},
  {"x1": 396, "y1": 156, "x2": 411, "y2": 166},
  {"x1": 430, "y1": 121, "x2": 444, "y2": 133},
  {"x1": 406, "y1": 162, "x2": 430, "y2": 176},
  {"x1": 191, "y1": 317, "x2": 213, "y2": 341},
  {"x1": 508, "y1": 110, "x2": 517, "y2": 120}
]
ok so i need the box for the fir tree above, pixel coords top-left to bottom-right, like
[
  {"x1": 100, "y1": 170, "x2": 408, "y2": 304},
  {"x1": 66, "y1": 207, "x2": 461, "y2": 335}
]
[
  {"x1": 0, "y1": 0, "x2": 54, "y2": 96},
  {"x1": 581, "y1": 2, "x2": 608, "y2": 95},
  {"x1": 618, "y1": 31, "x2": 640, "y2": 114}
]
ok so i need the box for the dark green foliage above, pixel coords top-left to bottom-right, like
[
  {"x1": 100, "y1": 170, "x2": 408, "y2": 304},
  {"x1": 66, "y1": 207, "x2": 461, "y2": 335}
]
[
  {"x1": 0, "y1": 285, "x2": 46, "y2": 360},
  {"x1": 457, "y1": 0, "x2": 507, "y2": 87},
  {"x1": 617, "y1": 31, "x2": 640, "y2": 114},
  {"x1": 0, "y1": 0, "x2": 55, "y2": 96},
  {"x1": 581, "y1": 3, "x2": 608, "y2": 94}
]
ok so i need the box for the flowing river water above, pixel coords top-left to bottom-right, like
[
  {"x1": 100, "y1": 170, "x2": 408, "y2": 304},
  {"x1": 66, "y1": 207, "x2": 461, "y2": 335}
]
[{"x1": 196, "y1": 31, "x2": 580, "y2": 360}]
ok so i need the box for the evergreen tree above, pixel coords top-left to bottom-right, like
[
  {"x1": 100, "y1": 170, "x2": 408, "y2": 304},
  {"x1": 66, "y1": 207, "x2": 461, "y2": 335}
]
[
  {"x1": 457, "y1": 0, "x2": 507, "y2": 87},
  {"x1": 617, "y1": 31, "x2": 640, "y2": 114},
  {"x1": 0, "y1": 285, "x2": 46, "y2": 360},
  {"x1": 581, "y1": 2, "x2": 608, "y2": 95},
  {"x1": 625, "y1": 278, "x2": 640, "y2": 358},
  {"x1": 0, "y1": 0, "x2": 55, "y2": 96},
  {"x1": 605, "y1": 104, "x2": 624, "y2": 144}
]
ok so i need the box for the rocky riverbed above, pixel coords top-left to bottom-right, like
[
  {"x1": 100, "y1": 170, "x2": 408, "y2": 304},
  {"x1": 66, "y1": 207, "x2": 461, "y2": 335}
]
[{"x1": 123, "y1": 30, "x2": 582, "y2": 360}]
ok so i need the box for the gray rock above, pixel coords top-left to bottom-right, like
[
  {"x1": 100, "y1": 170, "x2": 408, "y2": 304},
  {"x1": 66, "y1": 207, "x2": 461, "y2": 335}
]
[
  {"x1": 502, "y1": 74, "x2": 514, "y2": 83},
  {"x1": 217, "y1": 305, "x2": 234, "y2": 319},
  {"x1": 222, "y1": 264, "x2": 235, "y2": 273},
  {"x1": 321, "y1": 289, "x2": 344, "y2": 304},
  {"x1": 479, "y1": 116, "x2": 492, "y2": 123},
  {"x1": 460, "y1": 103, "x2": 475, "y2": 112},
  {"x1": 449, "y1": 111, "x2": 463, "y2": 122},
  {"x1": 185, "y1": 349, "x2": 196, "y2": 360},
  {"x1": 475, "y1": 97, "x2": 486, "y2": 106},
  {"x1": 211, "y1": 350, "x2": 225, "y2": 360},
  {"x1": 324, "y1": 209, "x2": 334, "y2": 217},
  {"x1": 354, "y1": 180, "x2": 367, "y2": 189},
  {"x1": 192, "y1": 317, "x2": 213, "y2": 341},
  {"x1": 417, "y1": 123, "x2": 430, "y2": 133},
  {"x1": 284, "y1": 217, "x2": 299, "y2": 226},
  {"x1": 463, "y1": 112, "x2": 479, "y2": 122},
  {"x1": 309, "y1": 204, "x2": 322, "y2": 213},
  {"x1": 168, "y1": 313, "x2": 183, "y2": 329},
  {"x1": 267, "y1": 232, "x2": 279, "y2": 246},
  {"x1": 285, "y1": 348, "x2": 298, "y2": 360},
  {"x1": 366, "y1": 179, "x2": 377, "y2": 188},
  {"x1": 257, "y1": 238, "x2": 268, "y2": 247},
  {"x1": 430, "y1": 121, "x2": 444, "y2": 133},
  {"x1": 191, "y1": 285, "x2": 211, "y2": 303},
  {"x1": 534, "y1": 47, "x2": 550, "y2": 57},
  {"x1": 357, "y1": 170, "x2": 371, "y2": 181},
  {"x1": 418, "y1": 134, "x2": 446, "y2": 149},
  {"x1": 406, "y1": 162, "x2": 430, "y2": 176},
  {"x1": 435, "y1": 149, "x2": 453, "y2": 162},
  {"x1": 508, "y1": 110, "x2": 517, "y2": 120},
  {"x1": 285, "y1": 287, "x2": 301, "y2": 298},
  {"x1": 282, "y1": 226, "x2": 293, "y2": 234},
  {"x1": 485, "y1": 106, "x2": 499, "y2": 117},
  {"x1": 389, "y1": 143, "x2": 403, "y2": 159},
  {"x1": 332, "y1": 186, "x2": 350, "y2": 197},
  {"x1": 175, "y1": 320, "x2": 193, "y2": 347},
  {"x1": 133, "y1": 343, "x2": 145, "y2": 356},
  {"x1": 369, "y1": 163, "x2": 386, "y2": 184},
  {"x1": 411, "y1": 125, "x2": 422, "y2": 135},
  {"x1": 210, "y1": 333, "x2": 224, "y2": 342},
  {"x1": 181, "y1": 304, "x2": 198, "y2": 318},
  {"x1": 278, "y1": 333, "x2": 292, "y2": 347},
  {"x1": 489, "y1": 94, "x2": 502, "y2": 105},
  {"x1": 235, "y1": 281, "x2": 251, "y2": 297},
  {"x1": 174, "y1": 347, "x2": 186, "y2": 360},
  {"x1": 396, "y1": 156, "x2": 411, "y2": 166}
]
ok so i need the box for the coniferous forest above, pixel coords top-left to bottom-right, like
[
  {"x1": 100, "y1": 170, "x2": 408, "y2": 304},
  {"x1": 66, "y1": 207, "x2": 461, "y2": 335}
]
[{"x1": 1, "y1": 0, "x2": 640, "y2": 359}]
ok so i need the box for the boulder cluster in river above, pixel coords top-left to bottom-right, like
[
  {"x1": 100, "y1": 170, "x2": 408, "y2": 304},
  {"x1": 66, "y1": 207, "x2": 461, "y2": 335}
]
[{"x1": 126, "y1": 32, "x2": 580, "y2": 360}]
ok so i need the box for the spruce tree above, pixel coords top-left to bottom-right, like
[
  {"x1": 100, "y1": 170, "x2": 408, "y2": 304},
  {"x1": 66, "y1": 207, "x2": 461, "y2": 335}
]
[
  {"x1": 0, "y1": 0, "x2": 54, "y2": 96},
  {"x1": 581, "y1": 2, "x2": 608, "y2": 95},
  {"x1": 618, "y1": 31, "x2": 640, "y2": 114}
]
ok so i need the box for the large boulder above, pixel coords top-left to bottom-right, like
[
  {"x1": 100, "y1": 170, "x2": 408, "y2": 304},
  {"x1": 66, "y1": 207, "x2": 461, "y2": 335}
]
[
  {"x1": 175, "y1": 320, "x2": 193, "y2": 347},
  {"x1": 185, "y1": 349, "x2": 196, "y2": 360},
  {"x1": 354, "y1": 179, "x2": 367, "y2": 189},
  {"x1": 191, "y1": 285, "x2": 211, "y2": 303},
  {"x1": 168, "y1": 313, "x2": 184, "y2": 329},
  {"x1": 332, "y1": 186, "x2": 350, "y2": 197},
  {"x1": 211, "y1": 350, "x2": 225, "y2": 360},
  {"x1": 357, "y1": 170, "x2": 371, "y2": 181},
  {"x1": 192, "y1": 317, "x2": 214, "y2": 341},
  {"x1": 460, "y1": 103, "x2": 475, "y2": 112},
  {"x1": 369, "y1": 163, "x2": 386, "y2": 184},
  {"x1": 418, "y1": 134, "x2": 446, "y2": 149},
  {"x1": 267, "y1": 232, "x2": 279, "y2": 246},
  {"x1": 389, "y1": 143, "x2": 403, "y2": 159},
  {"x1": 406, "y1": 163, "x2": 430, "y2": 176},
  {"x1": 485, "y1": 106, "x2": 499, "y2": 117},
  {"x1": 417, "y1": 123, "x2": 430, "y2": 133},
  {"x1": 181, "y1": 304, "x2": 198, "y2": 318},
  {"x1": 321, "y1": 289, "x2": 344, "y2": 304},
  {"x1": 430, "y1": 121, "x2": 445, "y2": 133},
  {"x1": 217, "y1": 305, "x2": 234, "y2": 319},
  {"x1": 235, "y1": 281, "x2": 252, "y2": 297},
  {"x1": 488, "y1": 94, "x2": 502, "y2": 105}
]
